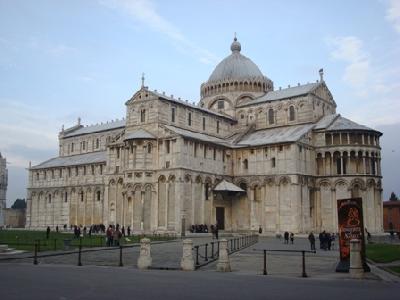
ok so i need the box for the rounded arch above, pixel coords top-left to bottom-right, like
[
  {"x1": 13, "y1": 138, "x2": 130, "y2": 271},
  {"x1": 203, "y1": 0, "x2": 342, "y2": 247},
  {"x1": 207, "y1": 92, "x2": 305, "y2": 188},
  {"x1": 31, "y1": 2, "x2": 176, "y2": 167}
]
[
  {"x1": 250, "y1": 180, "x2": 262, "y2": 189},
  {"x1": 109, "y1": 178, "x2": 116, "y2": 185},
  {"x1": 264, "y1": 176, "x2": 275, "y2": 186},
  {"x1": 168, "y1": 174, "x2": 176, "y2": 183},
  {"x1": 144, "y1": 183, "x2": 154, "y2": 192},
  {"x1": 334, "y1": 178, "x2": 348, "y2": 188},
  {"x1": 133, "y1": 183, "x2": 142, "y2": 192},
  {"x1": 349, "y1": 178, "x2": 366, "y2": 190},
  {"x1": 158, "y1": 175, "x2": 167, "y2": 183},
  {"x1": 195, "y1": 175, "x2": 202, "y2": 183},
  {"x1": 366, "y1": 178, "x2": 376, "y2": 188},
  {"x1": 208, "y1": 96, "x2": 233, "y2": 110},
  {"x1": 317, "y1": 179, "x2": 331, "y2": 188},
  {"x1": 278, "y1": 176, "x2": 291, "y2": 185},
  {"x1": 184, "y1": 174, "x2": 192, "y2": 183}
]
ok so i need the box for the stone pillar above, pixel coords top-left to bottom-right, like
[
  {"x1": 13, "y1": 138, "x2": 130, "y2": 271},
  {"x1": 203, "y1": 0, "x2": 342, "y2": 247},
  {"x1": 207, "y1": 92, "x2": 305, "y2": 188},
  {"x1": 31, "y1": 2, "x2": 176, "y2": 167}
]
[
  {"x1": 216, "y1": 239, "x2": 231, "y2": 272},
  {"x1": 180, "y1": 239, "x2": 195, "y2": 271},
  {"x1": 137, "y1": 238, "x2": 152, "y2": 269},
  {"x1": 349, "y1": 239, "x2": 364, "y2": 279}
]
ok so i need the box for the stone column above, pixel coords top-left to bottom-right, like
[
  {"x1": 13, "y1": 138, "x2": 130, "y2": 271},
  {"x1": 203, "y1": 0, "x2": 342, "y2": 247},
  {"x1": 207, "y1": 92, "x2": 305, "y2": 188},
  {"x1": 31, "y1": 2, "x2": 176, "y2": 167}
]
[
  {"x1": 180, "y1": 239, "x2": 195, "y2": 271},
  {"x1": 137, "y1": 238, "x2": 152, "y2": 269},
  {"x1": 349, "y1": 239, "x2": 364, "y2": 279},
  {"x1": 216, "y1": 239, "x2": 231, "y2": 272},
  {"x1": 275, "y1": 183, "x2": 280, "y2": 233},
  {"x1": 103, "y1": 185, "x2": 109, "y2": 226}
]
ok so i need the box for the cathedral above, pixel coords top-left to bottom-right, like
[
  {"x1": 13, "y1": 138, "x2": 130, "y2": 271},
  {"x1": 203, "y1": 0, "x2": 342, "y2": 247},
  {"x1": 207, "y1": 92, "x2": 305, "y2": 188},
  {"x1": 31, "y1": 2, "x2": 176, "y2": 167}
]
[{"x1": 26, "y1": 38, "x2": 383, "y2": 234}]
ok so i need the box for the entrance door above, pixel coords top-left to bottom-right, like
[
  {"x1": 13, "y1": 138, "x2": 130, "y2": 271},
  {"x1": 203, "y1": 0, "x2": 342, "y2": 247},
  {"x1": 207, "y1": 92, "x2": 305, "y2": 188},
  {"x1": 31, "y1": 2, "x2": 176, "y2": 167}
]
[{"x1": 216, "y1": 207, "x2": 225, "y2": 230}]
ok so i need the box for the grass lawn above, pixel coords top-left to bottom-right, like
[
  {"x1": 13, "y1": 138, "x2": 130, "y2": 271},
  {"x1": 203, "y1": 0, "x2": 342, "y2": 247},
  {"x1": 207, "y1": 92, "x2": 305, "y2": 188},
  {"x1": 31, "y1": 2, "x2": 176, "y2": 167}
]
[
  {"x1": 0, "y1": 229, "x2": 175, "y2": 252},
  {"x1": 366, "y1": 243, "x2": 400, "y2": 263},
  {"x1": 386, "y1": 266, "x2": 400, "y2": 276}
]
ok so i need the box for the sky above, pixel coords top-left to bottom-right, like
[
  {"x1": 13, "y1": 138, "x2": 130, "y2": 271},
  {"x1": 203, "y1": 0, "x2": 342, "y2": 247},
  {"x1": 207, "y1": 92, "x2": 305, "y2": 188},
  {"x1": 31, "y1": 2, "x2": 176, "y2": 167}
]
[{"x1": 0, "y1": 0, "x2": 399, "y2": 206}]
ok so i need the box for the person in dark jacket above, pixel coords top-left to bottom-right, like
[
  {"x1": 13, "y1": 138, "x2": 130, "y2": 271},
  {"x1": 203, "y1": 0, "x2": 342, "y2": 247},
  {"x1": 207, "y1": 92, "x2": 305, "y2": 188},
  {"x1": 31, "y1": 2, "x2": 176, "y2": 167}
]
[
  {"x1": 284, "y1": 231, "x2": 289, "y2": 244},
  {"x1": 308, "y1": 232, "x2": 316, "y2": 251}
]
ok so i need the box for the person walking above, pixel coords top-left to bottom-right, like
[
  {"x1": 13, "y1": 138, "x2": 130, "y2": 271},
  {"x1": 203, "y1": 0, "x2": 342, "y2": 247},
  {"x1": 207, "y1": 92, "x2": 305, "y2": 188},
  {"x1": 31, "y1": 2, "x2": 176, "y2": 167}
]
[
  {"x1": 127, "y1": 226, "x2": 131, "y2": 236},
  {"x1": 46, "y1": 226, "x2": 51, "y2": 239},
  {"x1": 308, "y1": 232, "x2": 316, "y2": 251},
  {"x1": 106, "y1": 225, "x2": 112, "y2": 247},
  {"x1": 215, "y1": 224, "x2": 219, "y2": 240},
  {"x1": 290, "y1": 232, "x2": 294, "y2": 244},
  {"x1": 284, "y1": 231, "x2": 289, "y2": 244}
]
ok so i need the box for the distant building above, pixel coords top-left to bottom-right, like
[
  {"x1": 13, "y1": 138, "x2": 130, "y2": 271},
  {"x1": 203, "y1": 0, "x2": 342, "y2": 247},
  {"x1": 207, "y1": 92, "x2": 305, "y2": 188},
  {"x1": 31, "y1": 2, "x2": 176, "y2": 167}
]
[
  {"x1": 0, "y1": 152, "x2": 7, "y2": 227},
  {"x1": 27, "y1": 37, "x2": 384, "y2": 234},
  {"x1": 3, "y1": 208, "x2": 26, "y2": 228},
  {"x1": 383, "y1": 201, "x2": 400, "y2": 232}
]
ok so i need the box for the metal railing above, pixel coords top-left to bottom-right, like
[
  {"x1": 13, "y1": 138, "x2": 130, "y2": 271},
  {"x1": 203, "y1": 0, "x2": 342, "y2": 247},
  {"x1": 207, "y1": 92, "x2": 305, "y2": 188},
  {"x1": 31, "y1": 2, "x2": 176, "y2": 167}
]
[
  {"x1": 194, "y1": 234, "x2": 259, "y2": 269},
  {"x1": 254, "y1": 249, "x2": 316, "y2": 277},
  {"x1": 0, "y1": 236, "x2": 178, "y2": 267}
]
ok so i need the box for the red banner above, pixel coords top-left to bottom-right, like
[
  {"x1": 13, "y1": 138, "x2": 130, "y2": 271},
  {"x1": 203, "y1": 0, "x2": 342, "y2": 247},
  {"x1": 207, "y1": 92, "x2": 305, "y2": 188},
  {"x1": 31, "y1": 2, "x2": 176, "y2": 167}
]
[{"x1": 336, "y1": 197, "x2": 368, "y2": 272}]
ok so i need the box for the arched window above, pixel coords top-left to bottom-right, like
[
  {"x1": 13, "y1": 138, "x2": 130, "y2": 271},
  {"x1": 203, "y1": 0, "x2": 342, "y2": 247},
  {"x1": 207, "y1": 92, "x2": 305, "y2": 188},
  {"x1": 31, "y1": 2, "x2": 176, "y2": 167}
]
[
  {"x1": 205, "y1": 182, "x2": 209, "y2": 200},
  {"x1": 48, "y1": 194, "x2": 52, "y2": 203},
  {"x1": 171, "y1": 107, "x2": 176, "y2": 122},
  {"x1": 243, "y1": 159, "x2": 248, "y2": 169},
  {"x1": 289, "y1": 106, "x2": 295, "y2": 121},
  {"x1": 80, "y1": 191, "x2": 84, "y2": 202},
  {"x1": 147, "y1": 143, "x2": 152, "y2": 154},
  {"x1": 268, "y1": 109, "x2": 274, "y2": 125},
  {"x1": 140, "y1": 109, "x2": 146, "y2": 122},
  {"x1": 64, "y1": 192, "x2": 68, "y2": 202},
  {"x1": 97, "y1": 191, "x2": 101, "y2": 201},
  {"x1": 188, "y1": 112, "x2": 192, "y2": 126},
  {"x1": 96, "y1": 138, "x2": 100, "y2": 149}
]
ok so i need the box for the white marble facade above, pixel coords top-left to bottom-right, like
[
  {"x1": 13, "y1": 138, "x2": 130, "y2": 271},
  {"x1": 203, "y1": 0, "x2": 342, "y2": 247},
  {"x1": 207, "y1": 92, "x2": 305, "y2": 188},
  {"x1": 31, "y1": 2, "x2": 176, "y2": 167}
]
[{"x1": 26, "y1": 38, "x2": 383, "y2": 234}]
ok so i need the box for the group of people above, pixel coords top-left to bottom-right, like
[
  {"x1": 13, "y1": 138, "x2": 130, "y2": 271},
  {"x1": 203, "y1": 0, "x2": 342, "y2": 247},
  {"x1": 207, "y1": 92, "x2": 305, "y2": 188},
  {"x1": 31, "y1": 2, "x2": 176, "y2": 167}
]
[
  {"x1": 189, "y1": 224, "x2": 209, "y2": 233},
  {"x1": 283, "y1": 231, "x2": 295, "y2": 244},
  {"x1": 189, "y1": 224, "x2": 220, "y2": 239},
  {"x1": 106, "y1": 224, "x2": 126, "y2": 246},
  {"x1": 306, "y1": 231, "x2": 336, "y2": 251}
]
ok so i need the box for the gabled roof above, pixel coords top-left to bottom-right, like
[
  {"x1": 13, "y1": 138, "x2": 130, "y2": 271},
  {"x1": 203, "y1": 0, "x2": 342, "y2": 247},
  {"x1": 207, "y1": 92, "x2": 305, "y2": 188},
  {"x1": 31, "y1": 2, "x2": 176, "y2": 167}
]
[
  {"x1": 237, "y1": 82, "x2": 320, "y2": 107},
  {"x1": 214, "y1": 180, "x2": 245, "y2": 192},
  {"x1": 31, "y1": 151, "x2": 107, "y2": 169},
  {"x1": 63, "y1": 119, "x2": 125, "y2": 138},
  {"x1": 164, "y1": 125, "x2": 232, "y2": 147},
  {"x1": 124, "y1": 129, "x2": 156, "y2": 140},
  {"x1": 236, "y1": 123, "x2": 315, "y2": 146},
  {"x1": 129, "y1": 88, "x2": 236, "y2": 121}
]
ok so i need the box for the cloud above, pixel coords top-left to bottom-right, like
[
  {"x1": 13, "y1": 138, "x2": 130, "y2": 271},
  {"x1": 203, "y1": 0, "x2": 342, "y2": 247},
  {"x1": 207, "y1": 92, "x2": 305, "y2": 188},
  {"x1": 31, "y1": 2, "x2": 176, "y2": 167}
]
[
  {"x1": 100, "y1": 0, "x2": 218, "y2": 65},
  {"x1": 386, "y1": 0, "x2": 400, "y2": 33},
  {"x1": 326, "y1": 35, "x2": 400, "y2": 126},
  {"x1": 326, "y1": 36, "x2": 371, "y2": 91},
  {"x1": 0, "y1": 100, "x2": 60, "y2": 167}
]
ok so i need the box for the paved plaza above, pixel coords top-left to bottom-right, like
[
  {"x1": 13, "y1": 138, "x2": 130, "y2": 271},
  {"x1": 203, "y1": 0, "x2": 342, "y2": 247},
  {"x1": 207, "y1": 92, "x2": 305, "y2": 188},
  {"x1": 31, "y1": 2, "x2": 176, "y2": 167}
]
[
  {"x1": 0, "y1": 262, "x2": 398, "y2": 300},
  {"x1": 0, "y1": 235, "x2": 386, "y2": 280},
  {"x1": 1, "y1": 235, "x2": 400, "y2": 299}
]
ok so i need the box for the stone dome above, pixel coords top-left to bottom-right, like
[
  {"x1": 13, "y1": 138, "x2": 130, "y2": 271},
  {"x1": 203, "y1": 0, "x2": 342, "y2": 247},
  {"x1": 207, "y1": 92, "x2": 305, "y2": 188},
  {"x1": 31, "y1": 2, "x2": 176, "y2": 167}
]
[{"x1": 208, "y1": 37, "x2": 264, "y2": 82}]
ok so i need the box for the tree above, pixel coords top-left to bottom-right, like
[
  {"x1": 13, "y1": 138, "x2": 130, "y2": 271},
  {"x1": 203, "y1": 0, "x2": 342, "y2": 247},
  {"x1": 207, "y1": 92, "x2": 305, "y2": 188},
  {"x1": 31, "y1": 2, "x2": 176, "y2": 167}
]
[
  {"x1": 11, "y1": 198, "x2": 26, "y2": 209},
  {"x1": 389, "y1": 192, "x2": 399, "y2": 201}
]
